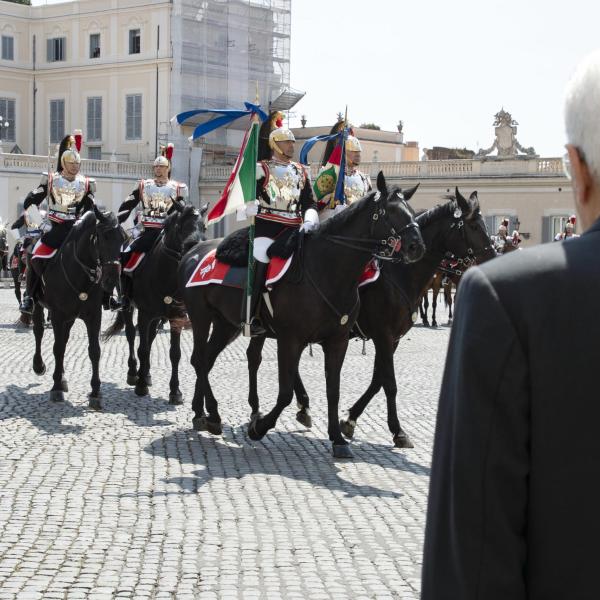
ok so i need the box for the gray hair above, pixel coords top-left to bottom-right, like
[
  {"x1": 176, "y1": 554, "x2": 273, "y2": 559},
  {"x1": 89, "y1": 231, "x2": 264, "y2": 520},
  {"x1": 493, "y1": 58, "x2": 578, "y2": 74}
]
[{"x1": 565, "y1": 49, "x2": 600, "y2": 183}]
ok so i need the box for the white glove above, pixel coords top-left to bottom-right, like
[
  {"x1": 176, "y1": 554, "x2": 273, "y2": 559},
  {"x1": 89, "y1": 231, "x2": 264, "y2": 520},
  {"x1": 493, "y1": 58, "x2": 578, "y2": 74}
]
[
  {"x1": 245, "y1": 200, "x2": 259, "y2": 217},
  {"x1": 301, "y1": 208, "x2": 319, "y2": 233}
]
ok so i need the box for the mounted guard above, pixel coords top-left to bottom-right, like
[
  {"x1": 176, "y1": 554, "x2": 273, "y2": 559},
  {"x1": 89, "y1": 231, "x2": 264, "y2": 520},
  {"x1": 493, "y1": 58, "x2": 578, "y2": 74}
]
[
  {"x1": 113, "y1": 143, "x2": 189, "y2": 310},
  {"x1": 312, "y1": 119, "x2": 372, "y2": 221},
  {"x1": 555, "y1": 215, "x2": 580, "y2": 241},
  {"x1": 19, "y1": 130, "x2": 97, "y2": 314},
  {"x1": 241, "y1": 111, "x2": 319, "y2": 335}
]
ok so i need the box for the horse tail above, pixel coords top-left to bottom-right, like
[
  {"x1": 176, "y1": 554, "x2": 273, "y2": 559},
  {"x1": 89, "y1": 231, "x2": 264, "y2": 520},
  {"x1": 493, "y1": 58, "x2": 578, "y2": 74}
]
[{"x1": 102, "y1": 310, "x2": 127, "y2": 341}]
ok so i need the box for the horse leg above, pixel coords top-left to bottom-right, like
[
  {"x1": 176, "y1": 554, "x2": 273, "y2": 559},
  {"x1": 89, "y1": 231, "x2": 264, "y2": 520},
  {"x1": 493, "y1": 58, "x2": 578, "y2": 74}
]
[
  {"x1": 49, "y1": 316, "x2": 73, "y2": 403},
  {"x1": 191, "y1": 309, "x2": 231, "y2": 435},
  {"x1": 447, "y1": 285, "x2": 453, "y2": 321},
  {"x1": 135, "y1": 311, "x2": 158, "y2": 396},
  {"x1": 84, "y1": 310, "x2": 103, "y2": 410},
  {"x1": 32, "y1": 303, "x2": 46, "y2": 375},
  {"x1": 246, "y1": 335, "x2": 266, "y2": 418},
  {"x1": 199, "y1": 317, "x2": 238, "y2": 434},
  {"x1": 248, "y1": 340, "x2": 302, "y2": 441},
  {"x1": 322, "y1": 336, "x2": 353, "y2": 458},
  {"x1": 294, "y1": 367, "x2": 312, "y2": 428},
  {"x1": 340, "y1": 360, "x2": 382, "y2": 439},
  {"x1": 124, "y1": 308, "x2": 138, "y2": 385},
  {"x1": 431, "y1": 288, "x2": 438, "y2": 327},
  {"x1": 167, "y1": 321, "x2": 183, "y2": 405},
  {"x1": 422, "y1": 295, "x2": 430, "y2": 327},
  {"x1": 13, "y1": 271, "x2": 21, "y2": 304}
]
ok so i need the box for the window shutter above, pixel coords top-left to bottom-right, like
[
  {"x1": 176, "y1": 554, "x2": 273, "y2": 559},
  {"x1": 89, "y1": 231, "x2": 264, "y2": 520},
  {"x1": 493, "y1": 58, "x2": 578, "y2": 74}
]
[
  {"x1": 541, "y1": 216, "x2": 551, "y2": 243},
  {"x1": 484, "y1": 215, "x2": 494, "y2": 234},
  {"x1": 47, "y1": 38, "x2": 52, "y2": 62},
  {"x1": 508, "y1": 215, "x2": 519, "y2": 234}
]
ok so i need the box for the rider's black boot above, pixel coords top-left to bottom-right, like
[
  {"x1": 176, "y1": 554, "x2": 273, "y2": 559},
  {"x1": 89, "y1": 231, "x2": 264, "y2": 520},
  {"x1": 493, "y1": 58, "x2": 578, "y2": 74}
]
[
  {"x1": 19, "y1": 268, "x2": 38, "y2": 315},
  {"x1": 247, "y1": 261, "x2": 268, "y2": 337},
  {"x1": 109, "y1": 276, "x2": 132, "y2": 312}
]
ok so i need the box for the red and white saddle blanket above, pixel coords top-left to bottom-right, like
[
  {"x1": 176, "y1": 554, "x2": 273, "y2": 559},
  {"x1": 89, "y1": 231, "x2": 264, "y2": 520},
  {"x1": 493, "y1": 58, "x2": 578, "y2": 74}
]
[
  {"x1": 123, "y1": 252, "x2": 145, "y2": 274},
  {"x1": 186, "y1": 251, "x2": 381, "y2": 290},
  {"x1": 32, "y1": 241, "x2": 57, "y2": 260},
  {"x1": 186, "y1": 249, "x2": 293, "y2": 289}
]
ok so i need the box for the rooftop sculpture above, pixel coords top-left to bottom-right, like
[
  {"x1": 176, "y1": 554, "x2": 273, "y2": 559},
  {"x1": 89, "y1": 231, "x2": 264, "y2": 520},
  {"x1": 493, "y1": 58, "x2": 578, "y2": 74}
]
[{"x1": 477, "y1": 109, "x2": 536, "y2": 158}]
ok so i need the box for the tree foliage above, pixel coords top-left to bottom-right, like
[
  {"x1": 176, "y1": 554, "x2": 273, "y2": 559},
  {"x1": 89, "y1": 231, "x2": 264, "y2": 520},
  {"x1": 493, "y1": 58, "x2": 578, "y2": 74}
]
[
  {"x1": 3, "y1": 0, "x2": 32, "y2": 5},
  {"x1": 359, "y1": 123, "x2": 381, "y2": 130}
]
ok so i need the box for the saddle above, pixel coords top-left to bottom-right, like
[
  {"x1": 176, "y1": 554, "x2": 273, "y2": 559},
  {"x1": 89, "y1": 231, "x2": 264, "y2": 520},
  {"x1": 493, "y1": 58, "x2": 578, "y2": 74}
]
[{"x1": 215, "y1": 226, "x2": 300, "y2": 266}]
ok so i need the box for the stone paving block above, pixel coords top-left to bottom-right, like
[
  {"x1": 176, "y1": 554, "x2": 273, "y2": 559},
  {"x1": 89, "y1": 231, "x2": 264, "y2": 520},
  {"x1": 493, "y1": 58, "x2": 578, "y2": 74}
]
[{"x1": 0, "y1": 288, "x2": 448, "y2": 600}]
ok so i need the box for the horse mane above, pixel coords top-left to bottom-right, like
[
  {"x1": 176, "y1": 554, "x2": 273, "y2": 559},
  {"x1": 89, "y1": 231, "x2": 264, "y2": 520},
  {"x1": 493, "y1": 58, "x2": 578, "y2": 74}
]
[
  {"x1": 415, "y1": 199, "x2": 456, "y2": 229},
  {"x1": 70, "y1": 211, "x2": 97, "y2": 242},
  {"x1": 316, "y1": 191, "x2": 377, "y2": 236}
]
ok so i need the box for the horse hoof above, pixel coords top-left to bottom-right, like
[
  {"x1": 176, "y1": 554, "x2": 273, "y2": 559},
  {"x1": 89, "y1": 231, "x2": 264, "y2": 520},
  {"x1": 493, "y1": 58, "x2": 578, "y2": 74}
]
[
  {"x1": 33, "y1": 362, "x2": 46, "y2": 376},
  {"x1": 296, "y1": 410, "x2": 312, "y2": 429},
  {"x1": 206, "y1": 419, "x2": 223, "y2": 436},
  {"x1": 393, "y1": 433, "x2": 414, "y2": 449},
  {"x1": 432, "y1": 321, "x2": 438, "y2": 328},
  {"x1": 192, "y1": 416, "x2": 207, "y2": 431},
  {"x1": 332, "y1": 443, "x2": 353, "y2": 459},
  {"x1": 247, "y1": 419, "x2": 265, "y2": 441},
  {"x1": 169, "y1": 392, "x2": 183, "y2": 405},
  {"x1": 135, "y1": 385, "x2": 149, "y2": 397},
  {"x1": 60, "y1": 379, "x2": 68, "y2": 393},
  {"x1": 340, "y1": 419, "x2": 356, "y2": 439},
  {"x1": 49, "y1": 390, "x2": 64, "y2": 403},
  {"x1": 126, "y1": 374, "x2": 138, "y2": 386},
  {"x1": 88, "y1": 395, "x2": 102, "y2": 411},
  {"x1": 146, "y1": 376, "x2": 153, "y2": 387}
]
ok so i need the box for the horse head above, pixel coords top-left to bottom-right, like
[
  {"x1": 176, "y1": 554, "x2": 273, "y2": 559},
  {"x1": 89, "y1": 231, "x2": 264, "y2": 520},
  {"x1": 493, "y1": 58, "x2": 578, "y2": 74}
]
[
  {"x1": 94, "y1": 208, "x2": 126, "y2": 292},
  {"x1": 416, "y1": 188, "x2": 496, "y2": 268},
  {"x1": 374, "y1": 172, "x2": 425, "y2": 263},
  {"x1": 163, "y1": 204, "x2": 205, "y2": 254}
]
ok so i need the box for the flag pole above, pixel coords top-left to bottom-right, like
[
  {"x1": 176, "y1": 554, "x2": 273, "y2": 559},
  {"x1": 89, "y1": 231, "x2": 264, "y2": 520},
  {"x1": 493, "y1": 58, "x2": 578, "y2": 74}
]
[{"x1": 244, "y1": 82, "x2": 260, "y2": 337}]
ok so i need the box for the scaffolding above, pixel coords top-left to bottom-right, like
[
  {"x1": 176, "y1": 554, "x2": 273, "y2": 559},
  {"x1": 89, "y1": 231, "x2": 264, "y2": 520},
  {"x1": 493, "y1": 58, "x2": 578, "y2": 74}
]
[{"x1": 171, "y1": 0, "x2": 291, "y2": 157}]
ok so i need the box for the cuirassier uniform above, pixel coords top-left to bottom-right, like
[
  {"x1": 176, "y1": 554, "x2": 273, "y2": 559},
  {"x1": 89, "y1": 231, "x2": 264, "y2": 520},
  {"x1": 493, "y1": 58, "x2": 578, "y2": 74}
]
[
  {"x1": 118, "y1": 177, "x2": 188, "y2": 256},
  {"x1": 25, "y1": 171, "x2": 96, "y2": 258},
  {"x1": 254, "y1": 159, "x2": 315, "y2": 240}
]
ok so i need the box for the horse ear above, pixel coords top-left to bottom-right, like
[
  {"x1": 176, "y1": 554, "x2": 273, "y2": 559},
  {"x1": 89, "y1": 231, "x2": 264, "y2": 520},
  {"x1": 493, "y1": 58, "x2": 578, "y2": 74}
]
[
  {"x1": 376, "y1": 171, "x2": 388, "y2": 196},
  {"x1": 200, "y1": 203, "x2": 209, "y2": 217},
  {"x1": 401, "y1": 183, "x2": 420, "y2": 202},
  {"x1": 469, "y1": 191, "x2": 480, "y2": 215},
  {"x1": 455, "y1": 187, "x2": 470, "y2": 214},
  {"x1": 93, "y1": 205, "x2": 106, "y2": 223}
]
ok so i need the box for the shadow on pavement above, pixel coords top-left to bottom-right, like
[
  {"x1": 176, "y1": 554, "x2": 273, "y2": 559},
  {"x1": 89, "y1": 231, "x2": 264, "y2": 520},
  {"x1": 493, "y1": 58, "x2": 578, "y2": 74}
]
[{"x1": 140, "y1": 427, "x2": 430, "y2": 499}]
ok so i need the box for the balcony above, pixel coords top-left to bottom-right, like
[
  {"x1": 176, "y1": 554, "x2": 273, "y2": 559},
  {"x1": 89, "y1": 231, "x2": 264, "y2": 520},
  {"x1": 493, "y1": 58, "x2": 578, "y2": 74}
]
[{"x1": 0, "y1": 153, "x2": 153, "y2": 180}]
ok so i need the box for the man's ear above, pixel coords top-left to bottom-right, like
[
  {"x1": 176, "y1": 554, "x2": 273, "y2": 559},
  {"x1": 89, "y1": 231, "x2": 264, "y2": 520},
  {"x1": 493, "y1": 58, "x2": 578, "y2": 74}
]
[{"x1": 567, "y1": 144, "x2": 593, "y2": 208}]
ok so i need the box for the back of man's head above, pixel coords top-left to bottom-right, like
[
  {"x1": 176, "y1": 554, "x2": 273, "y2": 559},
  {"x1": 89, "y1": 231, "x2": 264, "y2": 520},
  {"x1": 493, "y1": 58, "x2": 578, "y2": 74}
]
[{"x1": 565, "y1": 50, "x2": 600, "y2": 184}]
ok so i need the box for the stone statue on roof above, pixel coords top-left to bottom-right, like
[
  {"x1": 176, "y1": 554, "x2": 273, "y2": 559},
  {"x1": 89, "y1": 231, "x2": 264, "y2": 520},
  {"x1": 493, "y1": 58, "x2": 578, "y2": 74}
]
[{"x1": 477, "y1": 108, "x2": 537, "y2": 158}]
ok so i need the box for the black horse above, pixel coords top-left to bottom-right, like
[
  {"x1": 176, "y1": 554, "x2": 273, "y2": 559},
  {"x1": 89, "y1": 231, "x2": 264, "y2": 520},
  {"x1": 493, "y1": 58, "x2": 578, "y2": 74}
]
[
  {"x1": 247, "y1": 188, "x2": 496, "y2": 448},
  {"x1": 0, "y1": 225, "x2": 8, "y2": 277},
  {"x1": 179, "y1": 172, "x2": 425, "y2": 458},
  {"x1": 31, "y1": 210, "x2": 125, "y2": 409},
  {"x1": 103, "y1": 205, "x2": 205, "y2": 404},
  {"x1": 9, "y1": 240, "x2": 26, "y2": 306}
]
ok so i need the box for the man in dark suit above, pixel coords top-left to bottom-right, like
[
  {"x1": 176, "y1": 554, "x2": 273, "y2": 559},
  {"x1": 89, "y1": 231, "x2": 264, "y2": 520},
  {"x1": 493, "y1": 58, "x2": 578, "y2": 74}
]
[{"x1": 421, "y1": 50, "x2": 600, "y2": 600}]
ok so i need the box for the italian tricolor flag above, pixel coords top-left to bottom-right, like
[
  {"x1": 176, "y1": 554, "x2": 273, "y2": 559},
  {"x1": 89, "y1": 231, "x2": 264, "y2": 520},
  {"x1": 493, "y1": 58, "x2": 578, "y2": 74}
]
[{"x1": 206, "y1": 114, "x2": 259, "y2": 226}]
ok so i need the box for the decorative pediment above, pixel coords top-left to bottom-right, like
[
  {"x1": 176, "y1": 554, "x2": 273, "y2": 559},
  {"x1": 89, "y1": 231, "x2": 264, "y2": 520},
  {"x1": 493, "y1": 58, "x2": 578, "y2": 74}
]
[{"x1": 477, "y1": 108, "x2": 537, "y2": 158}]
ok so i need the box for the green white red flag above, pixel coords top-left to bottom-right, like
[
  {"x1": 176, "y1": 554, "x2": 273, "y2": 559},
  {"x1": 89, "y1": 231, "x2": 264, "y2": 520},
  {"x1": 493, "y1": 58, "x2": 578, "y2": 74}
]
[{"x1": 206, "y1": 115, "x2": 259, "y2": 226}]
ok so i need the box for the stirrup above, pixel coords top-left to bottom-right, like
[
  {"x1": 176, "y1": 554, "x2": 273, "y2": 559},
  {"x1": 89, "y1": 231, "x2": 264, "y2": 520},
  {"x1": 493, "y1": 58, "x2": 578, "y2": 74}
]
[
  {"x1": 109, "y1": 297, "x2": 129, "y2": 312},
  {"x1": 245, "y1": 317, "x2": 266, "y2": 337},
  {"x1": 19, "y1": 296, "x2": 34, "y2": 315}
]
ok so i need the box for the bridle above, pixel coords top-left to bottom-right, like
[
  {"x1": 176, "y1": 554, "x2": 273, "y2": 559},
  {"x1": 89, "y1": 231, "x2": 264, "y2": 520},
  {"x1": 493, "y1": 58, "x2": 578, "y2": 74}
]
[
  {"x1": 322, "y1": 191, "x2": 421, "y2": 263},
  {"x1": 59, "y1": 220, "x2": 122, "y2": 301},
  {"x1": 436, "y1": 207, "x2": 495, "y2": 278}
]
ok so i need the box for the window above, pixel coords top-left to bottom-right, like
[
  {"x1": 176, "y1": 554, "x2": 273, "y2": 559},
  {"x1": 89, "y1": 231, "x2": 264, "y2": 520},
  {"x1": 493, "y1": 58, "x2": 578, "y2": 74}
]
[
  {"x1": 89, "y1": 33, "x2": 100, "y2": 59},
  {"x1": 129, "y1": 29, "x2": 140, "y2": 54},
  {"x1": 87, "y1": 97, "x2": 102, "y2": 141},
  {"x1": 49, "y1": 99, "x2": 65, "y2": 144},
  {"x1": 551, "y1": 216, "x2": 574, "y2": 239},
  {"x1": 126, "y1": 94, "x2": 142, "y2": 140},
  {"x1": 87, "y1": 146, "x2": 102, "y2": 160},
  {"x1": 1, "y1": 36, "x2": 14, "y2": 61},
  {"x1": 0, "y1": 98, "x2": 16, "y2": 142},
  {"x1": 47, "y1": 37, "x2": 66, "y2": 62}
]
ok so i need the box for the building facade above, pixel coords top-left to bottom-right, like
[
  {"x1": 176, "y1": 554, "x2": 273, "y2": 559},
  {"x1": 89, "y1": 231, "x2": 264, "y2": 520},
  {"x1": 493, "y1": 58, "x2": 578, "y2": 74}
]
[{"x1": 0, "y1": 0, "x2": 292, "y2": 208}]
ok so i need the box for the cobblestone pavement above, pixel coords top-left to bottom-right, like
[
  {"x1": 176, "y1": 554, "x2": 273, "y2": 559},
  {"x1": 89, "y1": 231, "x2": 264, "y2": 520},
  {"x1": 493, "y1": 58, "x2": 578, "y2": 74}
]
[{"x1": 0, "y1": 287, "x2": 452, "y2": 600}]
